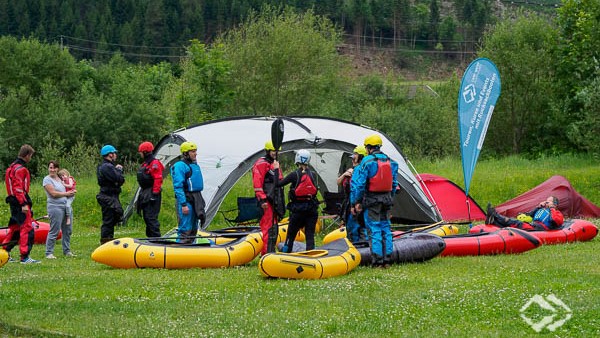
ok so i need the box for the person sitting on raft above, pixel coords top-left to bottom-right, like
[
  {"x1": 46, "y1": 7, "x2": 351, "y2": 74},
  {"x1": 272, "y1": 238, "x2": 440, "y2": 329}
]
[{"x1": 485, "y1": 196, "x2": 564, "y2": 230}]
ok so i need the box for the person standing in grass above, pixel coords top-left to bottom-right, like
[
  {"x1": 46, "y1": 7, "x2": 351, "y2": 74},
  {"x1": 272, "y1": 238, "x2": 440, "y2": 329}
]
[
  {"x1": 58, "y1": 168, "x2": 76, "y2": 227},
  {"x1": 96, "y1": 144, "x2": 125, "y2": 244},
  {"x1": 171, "y1": 141, "x2": 206, "y2": 243},
  {"x1": 43, "y1": 161, "x2": 77, "y2": 259},
  {"x1": 278, "y1": 149, "x2": 319, "y2": 253},
  {"x1": 351, "y1": 135, "x2": 399, "y2": 268},
  {"x1": 2, "y1": 144, "x2": 39, "y2": 264},
  {"x1": 136, "y1": 141, "x2": 164, "y2": 238},
  {"x1": 337, "y1": 145, "x2": 368, "y2": 243},
  {"x1": 252, "y1": 140, "x2": 284, "y2": 255}
]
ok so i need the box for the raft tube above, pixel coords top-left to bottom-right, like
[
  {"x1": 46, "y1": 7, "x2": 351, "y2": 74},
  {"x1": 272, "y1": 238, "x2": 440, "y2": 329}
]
[
  {"x1": 163, "y1": 223, "x2": 304, "y2": 245},
  {"x1": 355, "y1": 233, "x2": 446, "y2": 266},
  {"x1": 469, "y1": 219, "x2": 598, "y2": 245},
  {"x1": 91, "y1": 232, "x2": 262, "y2": 269},
  {"x1": 259, "y1": 238, "x2": 360, "y2": 279},
  {"x1": 0, "y1": 249, "x2": 8, "y2": 267},
  {"x1": 393, "y1": 223, "x2": 460, "y2": 238},
  {"x1": 441, "y1": 228, "x2": 541, "y2": 257}
]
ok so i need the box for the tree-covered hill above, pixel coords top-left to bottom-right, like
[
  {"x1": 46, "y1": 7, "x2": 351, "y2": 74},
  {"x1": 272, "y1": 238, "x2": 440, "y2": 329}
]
[{"x1": 0, "y1": 0, "x2": 559, "y2": 65}]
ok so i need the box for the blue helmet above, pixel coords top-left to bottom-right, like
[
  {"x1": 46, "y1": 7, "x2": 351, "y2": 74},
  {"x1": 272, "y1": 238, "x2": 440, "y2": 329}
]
[{"x1": 100, "y1": 145, "x2": 117, "y2": 156}]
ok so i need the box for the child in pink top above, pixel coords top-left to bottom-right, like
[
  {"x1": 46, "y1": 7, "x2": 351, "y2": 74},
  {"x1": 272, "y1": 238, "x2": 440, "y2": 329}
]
[{"x1": 58, "y1": 169, "x2": 76, "y2": 225}]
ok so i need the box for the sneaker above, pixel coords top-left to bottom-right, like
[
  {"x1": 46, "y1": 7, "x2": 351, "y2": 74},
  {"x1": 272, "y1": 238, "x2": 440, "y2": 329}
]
[
  {"x1": 64, "y1": 252, "x2": 77, "y2": 257},
  {"x1": 20, "y1": 257, "x2": 41, "y2": 264},
  {"x1": 46, "y1": 254, "x2": 57, "y2": 259},
  {"x1": 8, "y1": 256, "x2": 16, "y2": 263}
]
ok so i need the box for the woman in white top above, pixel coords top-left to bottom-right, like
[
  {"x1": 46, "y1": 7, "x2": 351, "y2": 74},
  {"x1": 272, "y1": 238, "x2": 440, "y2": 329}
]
[{"x1": 42, "y1": 161, "x2": 77, "y2": 259}]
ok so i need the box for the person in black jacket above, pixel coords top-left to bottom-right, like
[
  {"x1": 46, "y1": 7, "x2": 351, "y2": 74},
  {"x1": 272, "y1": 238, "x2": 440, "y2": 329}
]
[
  {"x1": 96, "y1": 144, "x2": 125, "y2": 244},
  {"x1": 136, "y1": 141, "x2": 164, "y2": 238},
  {"x1": 278, "y1": 149, "x2": 319, "y2": 253}
]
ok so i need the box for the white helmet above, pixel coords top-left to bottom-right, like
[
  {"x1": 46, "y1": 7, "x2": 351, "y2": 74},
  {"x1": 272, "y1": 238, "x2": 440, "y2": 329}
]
[{"x1": 295, "y1": 149, "x2": 311, "y2": 164}]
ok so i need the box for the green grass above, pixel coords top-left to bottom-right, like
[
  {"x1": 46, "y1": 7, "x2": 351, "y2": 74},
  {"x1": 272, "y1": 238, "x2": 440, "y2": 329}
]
[{"x1": 1, "y1": 155, "x2": 599, "y2": 337}]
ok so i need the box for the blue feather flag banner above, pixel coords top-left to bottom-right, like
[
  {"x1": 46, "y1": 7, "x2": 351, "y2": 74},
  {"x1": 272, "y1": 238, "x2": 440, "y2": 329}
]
[{"x1": 458, "y1": 58, "x2": 501, "y2": 196}]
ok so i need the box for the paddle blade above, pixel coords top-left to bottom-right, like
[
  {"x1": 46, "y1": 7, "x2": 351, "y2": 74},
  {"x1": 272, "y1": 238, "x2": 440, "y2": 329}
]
[{"x1": 271, "y1": 118, "x2": 284, "y2": 150}]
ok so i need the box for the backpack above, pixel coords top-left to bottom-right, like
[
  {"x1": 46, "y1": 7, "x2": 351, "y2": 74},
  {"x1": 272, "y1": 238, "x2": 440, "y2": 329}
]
[{"x1": 292, "y1": 170, "x2": 317, "y2": 200}]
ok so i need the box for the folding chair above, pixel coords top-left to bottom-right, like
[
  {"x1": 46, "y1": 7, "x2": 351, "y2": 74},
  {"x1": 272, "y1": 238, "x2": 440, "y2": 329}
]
[
  {"x1": 319, "y1": 191, "x2": 346, "y2": 233},
  {"x1": 219, "y1": 197, "x2": 264, "y2": 227}
]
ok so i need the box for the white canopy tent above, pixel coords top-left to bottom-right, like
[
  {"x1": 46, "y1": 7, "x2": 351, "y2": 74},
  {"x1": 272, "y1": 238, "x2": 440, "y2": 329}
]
[{"x1": 124, "y1": 116, "x2": 441, "y2": 227}]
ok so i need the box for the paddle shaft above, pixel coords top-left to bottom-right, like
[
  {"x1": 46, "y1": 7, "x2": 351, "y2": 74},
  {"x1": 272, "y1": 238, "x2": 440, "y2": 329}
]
[{"x1": 267, "y1": 118, "x2": 284, "y2": 253}]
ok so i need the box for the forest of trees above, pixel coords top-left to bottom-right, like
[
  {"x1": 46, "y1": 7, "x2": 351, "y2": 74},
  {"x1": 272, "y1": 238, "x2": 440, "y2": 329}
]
[
  {"x1": 0, "y1": 0, "x2": 504, "y2": 63},
  {"x1": 0, "y1": 1, "x2": 597, "y2": 177}
]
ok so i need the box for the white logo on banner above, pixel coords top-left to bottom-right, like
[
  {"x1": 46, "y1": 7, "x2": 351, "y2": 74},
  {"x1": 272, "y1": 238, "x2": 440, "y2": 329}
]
[
  {"x1": 462, "y1": 83, "x2": 476, "y2": 103},
  {"x1": 520, "y1": 294, "x2": 572, "y2": 332}
]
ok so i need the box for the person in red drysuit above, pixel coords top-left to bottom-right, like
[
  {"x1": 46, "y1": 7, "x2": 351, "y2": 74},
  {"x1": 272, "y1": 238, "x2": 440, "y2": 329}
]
[{"x1": 2, "y1": 144, "x2": 39, "y2": 264}]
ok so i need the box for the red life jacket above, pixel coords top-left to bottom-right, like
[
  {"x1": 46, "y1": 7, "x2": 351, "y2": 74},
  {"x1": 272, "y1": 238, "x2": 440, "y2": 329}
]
[
  {"x1": 367, "y1": 157, "x2": 393, "y2": 193},
  {"x1": 293, "y1": 170, "x2": 317, "y2": 200}
]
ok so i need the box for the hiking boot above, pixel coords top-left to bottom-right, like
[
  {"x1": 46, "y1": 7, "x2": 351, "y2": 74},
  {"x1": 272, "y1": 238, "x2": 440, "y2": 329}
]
[
  {"x1": 485, "y1": 203, "x2": 496, "y2": 225},
  {"x1": 45, "y1": 254, "x2": 57, "y2": 259},
  {"x1": 20, "y1": 257, "x2": 41, "y2": 264}
]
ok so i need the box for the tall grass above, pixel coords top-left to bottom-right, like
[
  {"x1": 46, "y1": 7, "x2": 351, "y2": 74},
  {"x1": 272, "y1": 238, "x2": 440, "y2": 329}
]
[{"x1": 1, "y1": 154, "x2": 599, "y2": 337}]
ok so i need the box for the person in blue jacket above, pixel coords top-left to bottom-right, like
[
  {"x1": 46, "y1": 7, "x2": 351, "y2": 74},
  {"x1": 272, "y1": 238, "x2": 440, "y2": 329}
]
[
  {"x1": 171, "y1": 141, "x2": 206, "y2": 243},
  {"x1": 350, "y1": 134, "x2": 399, "y2": 267}
]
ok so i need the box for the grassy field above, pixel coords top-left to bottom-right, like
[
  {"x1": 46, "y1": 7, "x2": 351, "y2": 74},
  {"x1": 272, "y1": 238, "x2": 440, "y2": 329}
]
[{"x1": 1, "y1": 155, "x2": 599, "y2": 337}]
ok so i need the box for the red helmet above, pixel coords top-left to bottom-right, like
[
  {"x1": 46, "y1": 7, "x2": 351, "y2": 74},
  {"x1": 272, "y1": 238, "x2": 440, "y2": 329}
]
[{"x1": 138, "y1": 141, "x2": 154, "y2": 153}]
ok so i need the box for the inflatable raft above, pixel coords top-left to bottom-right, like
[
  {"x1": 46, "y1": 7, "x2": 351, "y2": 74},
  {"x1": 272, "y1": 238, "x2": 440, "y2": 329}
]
[
  {"x1": 469, "y1": 219, "x2": 598, "y2": 245},
  {"x1": 290, "y1": 232, "x2": 445, "y2": 266},
  {"x1": 91, "y1": 231, "x2": 262, "y2": 269},
  {"x1": 441, "y1": 227, "x2": 541, "y2": 257},
  {"x1": 0, "y1": 220, "x2": 59, "y2": 245},
  {"x1": 259, "y1": 238, "x2": 360, "y2": 279}
]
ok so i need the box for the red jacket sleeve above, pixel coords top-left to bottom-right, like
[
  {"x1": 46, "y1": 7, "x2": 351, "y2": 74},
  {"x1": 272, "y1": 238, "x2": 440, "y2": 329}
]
[
  {"x1": 551, "y1": 208, "x2": 564, "y2": 226},
  {"x1": 149, "y1": 159, "x2": 165, "y2": 194}
]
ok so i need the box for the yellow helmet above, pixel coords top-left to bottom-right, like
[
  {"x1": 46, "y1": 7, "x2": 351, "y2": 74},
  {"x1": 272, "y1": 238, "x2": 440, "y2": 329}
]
[
  {"x1": 353, "y1": 145, "x2": 367, "y2": 156},
  {"x1": 364, "y1": 134, "x2": 383, "y2": 147},
  {"x1": 264, "y1": 140, "x2": 281, "y2": 151},
  {"x1": 180, "y1": 141, "x2": 198, "y2": 154}
]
